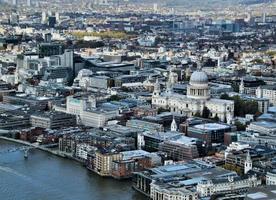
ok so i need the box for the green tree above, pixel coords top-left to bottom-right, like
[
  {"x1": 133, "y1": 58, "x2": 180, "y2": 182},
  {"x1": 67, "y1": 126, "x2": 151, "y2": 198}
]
[
  {"x1": 213, "y1": 114, "x2": 220, "y2": 122},
  {"x1": 69, "y1": 30, "x2": 134, "y2": 40},
  {"x1": 220, "y1": 93, "x2": 230, "y2": 99},
  {"x1": 221, "y1": 94, "x2": 259, "y2": 117},
  {"x1": 202, "y1": 106, "x2": 210, "y2": 118},
  {"x1": 194, "y1": 112, "x2": 201, "y2": 117},
  {"x1": 109, "y1": 95, "x2": 123, "y2": 101},
  {"x1": 231, "y1": 84, "x2": 239, "y2": 93},
  {"x1": 267, "y1": 51, "x2": 276, "y2": 57},
  {"x1": 121, "y1": 87, "x2": 132, "y2": 92},
  {"x1": 252, "y1": 58, "x2": 264, "y2": 64},
  {"x1": 157, "y1": 107, "x2": 170, "y2": 114},
  {"x1": 235, "y1": 121, "x2": 247, "y2": 131}
]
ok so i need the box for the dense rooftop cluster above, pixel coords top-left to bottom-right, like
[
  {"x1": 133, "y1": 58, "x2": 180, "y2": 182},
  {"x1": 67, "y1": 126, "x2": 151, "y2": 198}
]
[{"x1": 0, "y1": 0, "x2": 276, "y2": 199}]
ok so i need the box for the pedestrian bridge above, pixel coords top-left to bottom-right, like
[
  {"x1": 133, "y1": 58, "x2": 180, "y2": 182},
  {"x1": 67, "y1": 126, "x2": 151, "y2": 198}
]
[
  {"x1": 0, "y1": 129, "x2": 17, "y2": 137},
  {"x1": 0, "y1": 146, "x2": 33, "y2": 155},
  {"x1": 0, "y1": 136, "x2": 63, "y2": 158}
]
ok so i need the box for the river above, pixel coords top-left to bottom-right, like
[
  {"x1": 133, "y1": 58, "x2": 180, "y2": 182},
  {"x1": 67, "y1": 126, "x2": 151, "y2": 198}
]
[{"x1": 0, "y1": 140, "x2": 146, "y2": 200}]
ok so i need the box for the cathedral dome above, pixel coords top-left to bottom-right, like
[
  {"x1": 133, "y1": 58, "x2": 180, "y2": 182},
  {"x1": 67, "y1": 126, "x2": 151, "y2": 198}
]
[
  {"x1": 187, "y1": 70, "x2": 210, "y2": 100},
  {"x1": 189, "y1": 71, "x2": 208, "y2": 86}
]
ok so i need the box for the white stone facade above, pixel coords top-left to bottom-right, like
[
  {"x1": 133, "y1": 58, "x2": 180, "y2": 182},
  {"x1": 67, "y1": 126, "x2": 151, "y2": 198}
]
[
  {"x1": 256, "y1": 85, "x2": 276, "y2": 106},
  {"x1": 150, "y1": 181, "x2": 198, "y2": 200},
  {"x1": 76, "y1": 143, "x2": 94, "y2": 160},
  {"x1": 56, "y1": 96, "x2": 119, "y2": 128},
  {"x1": 152, "y1": 71, "x2": 234, "y2": 124},
  {"x1": 266, "y1": 171, "x2": 276, "y2": 185},
  {"x1": 197, "y1": 176, "x2": 261, "y2": 197}
]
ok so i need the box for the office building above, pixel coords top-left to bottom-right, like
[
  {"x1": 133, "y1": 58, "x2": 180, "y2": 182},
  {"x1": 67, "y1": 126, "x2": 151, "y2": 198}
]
[{"x1": 30, "y1": 111, "x2": 76, "y2": 129}]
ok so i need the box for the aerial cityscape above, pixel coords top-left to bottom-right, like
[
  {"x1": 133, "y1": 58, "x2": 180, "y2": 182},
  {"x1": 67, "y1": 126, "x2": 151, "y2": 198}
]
[{"x1": 0, "y1": 0, "x2": 276, "y2": 199}]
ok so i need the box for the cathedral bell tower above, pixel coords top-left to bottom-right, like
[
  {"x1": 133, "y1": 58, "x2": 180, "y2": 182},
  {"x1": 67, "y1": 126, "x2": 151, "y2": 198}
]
[{"x1": 153, "y1": 79, "x2": 161, "y2": 97}]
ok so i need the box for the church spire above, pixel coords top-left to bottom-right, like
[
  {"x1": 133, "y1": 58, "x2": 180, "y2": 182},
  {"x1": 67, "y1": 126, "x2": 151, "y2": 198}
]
[
  {"x1": 244, "y1": 150, "x2": 252, "y2": 174},
  {"x1": 171, "y1": 116, "x2": 177, "y2": 132},
  {"x1": 197, "y1": 60, "x2": 202, "y2": 71},
  {"x1": 239, "y1": 78, "x2": 245, "y2": 94}
]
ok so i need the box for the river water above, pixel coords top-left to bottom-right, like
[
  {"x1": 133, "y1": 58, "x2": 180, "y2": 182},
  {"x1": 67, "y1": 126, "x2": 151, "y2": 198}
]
[{"x1": 0, "y1": 140, "x2": 146, "y2": 200}]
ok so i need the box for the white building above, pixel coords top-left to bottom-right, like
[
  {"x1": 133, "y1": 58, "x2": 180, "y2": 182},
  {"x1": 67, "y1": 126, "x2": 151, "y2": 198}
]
[
  {"x1": 138, "y1": 35, "x2": 157, "y2": 47},
  {"x1": 150, "y1": 181, "x2": 198, "y2": 200},
  {"x1": 55, "y1": 95, "x2": 118, "y2": 128},
  {"x1": 266, "y1": 170, "x2": 276, "y2": 185},
  {"x1": 76, "y1": 143, "x2": 95, "y2": 160},
  {"x1": 256, "y1": 85, "x2": 276, "y2": 106},
  {"x1": 246, "y1": 121, "x2": 276, "y2": 135},
  {"x1": 197, "y1": 176, "x2": 261, "y2": 198},
  {"x1": 225, "y1": 142, "x2": 250, "y2": 159},
  {"x1": 152, "y1": 70, "x2": 234, "y2": 124}
]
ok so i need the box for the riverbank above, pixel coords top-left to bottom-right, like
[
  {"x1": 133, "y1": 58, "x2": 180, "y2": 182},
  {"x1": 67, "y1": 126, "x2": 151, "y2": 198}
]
[
  {"x1": 0, "y1": 140, "x2": 145, "y2": 200},
  {"x1": 0, "y1": 136, "x2": 69, "y2": 159}
]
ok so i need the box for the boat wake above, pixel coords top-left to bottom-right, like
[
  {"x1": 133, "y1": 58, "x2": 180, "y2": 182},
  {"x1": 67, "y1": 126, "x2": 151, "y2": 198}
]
[{"x1": 0, "y1": 165, "x2": 32, "y2": 181}]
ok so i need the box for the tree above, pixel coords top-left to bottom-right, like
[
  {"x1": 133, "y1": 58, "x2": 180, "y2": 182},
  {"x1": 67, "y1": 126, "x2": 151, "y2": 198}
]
[
  {"x1": 220, "y1": 93, "x2": 230, "y2": 100},
  {"x1": 252, "y1": 58, "x2": 264, "y2": 64},
  {"x1": 213, "y1": 114, "x2": 219, "y2": 122},
  {"x1": 202, "y1": 106, "x2": 210, "y2": 119},
  {"x1": 235, "y1": 121, "x2": 247, "y2": 131},
  {"x1": 157, "y1": 107, "x2": 170, "y2": 114},
  {"x1": 194, "y1": 112, "x2": 201, "y2": 117},
  {"x1": 109, "y1": 95, "x2": 123, "y2": 101},
  {"x1": 267, "y1": 51, "x2": 276, "y2": 57},
  {"x1": 220, "y1": 94, "x2": 259, "y2": 117},
  {"x1": 69, "y1": 30, "x2": 133, "y2": 40},
  {"x1": 223, "y1": 163, "x2": 243, "y2": 175},
  {"x1": 121, "y1": 86, "x2": 132, "y2": 92},
  {"x1": 183, "y1": 75, "x2": 190, "y2": 82}
]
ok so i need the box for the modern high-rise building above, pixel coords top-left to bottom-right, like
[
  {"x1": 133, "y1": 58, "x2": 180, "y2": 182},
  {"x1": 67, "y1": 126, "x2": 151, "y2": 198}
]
[
  {"x1": 12, "y1": 0, "x2": 18, "y2": 6},
  {"x1": 48, "y1": 16, "x2": 57, "y2": 28},
  {"x1": 41, "y1": 11, "x2": 47, "y2": 24},
  {"x1": 27, "y1": 0, "x2": 31, "y2": 7},
  {"x1": 153, "y1": 3, "x2": 158, "y2": 12},
  {"x1": 55, "y1": 12, "x2": 60, "y2": 24}
]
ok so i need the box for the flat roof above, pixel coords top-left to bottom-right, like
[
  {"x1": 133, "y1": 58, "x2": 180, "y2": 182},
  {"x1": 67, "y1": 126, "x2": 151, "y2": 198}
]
[
  {"x1": 151, "y1": 162, "x2": 202, "y2": 176},
  {"x1": 247, "y1": 192, "x2": 268, "y2": 199},
  {"x1": 268, "y1": 107, "x2": 276, "y2": 113},
  {"x1": 104, "y1": 124, "x2": 139, "y2": 134},
  {"x1": 0, "y1": 103, "x2": 24, "y2": 111},
  {"x1": 121, "y1": 150, "x2": 151, "y2": 160},
  {"x1": 144, "y1": 131, "x2": 182, "y2": 140},
  {"x1": 246, "y1": 186, "x2": 276, "y2": 200},
  {"x1": 169, "y1": 135, "x2": 199, "y2": 145},
  {"x1": 193, "y1": 123, "x2": 230, "y2": 131},
  {"x1": 251, "y1": 121, "x2": 276, "y2": 129},
  {"x1": 178, "y1": 177, "x2": 205, "y2": 186}
]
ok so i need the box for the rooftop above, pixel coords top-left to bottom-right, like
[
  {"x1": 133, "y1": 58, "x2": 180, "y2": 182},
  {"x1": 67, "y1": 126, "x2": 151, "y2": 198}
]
[
  {"x1": 168, "y1": 135, "x2": 199, "y2": 145},
  {"x1": 144, "y1": 131, "x2": 182, "y2": 141},
  {"x1": 246, "y1": 186, "x2": 276, "y2": 200},
  {"x1": 251, "y1": 121, "x2": 276, "y2": 129},
  {"x1": 121, "y1": 150, "x2": 152, "y2": 160},
  {"x1": 193, "y1": 123, "x2": 230, "y2": 131}
]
